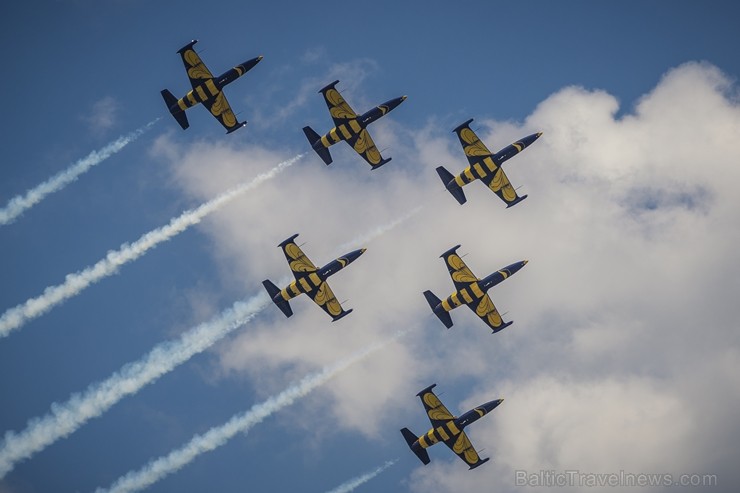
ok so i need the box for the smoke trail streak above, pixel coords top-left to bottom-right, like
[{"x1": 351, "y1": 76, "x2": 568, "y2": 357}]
[
  {"x1": 334, "y1": 206, "x2": 422, "y2": 253},
  {"x1": 0, "y1": 154, "x2": 303, "y2": 339},
  {"x1": 95, "y1": 332, "x2": 406, "y2": 493},
  {"x1": 0, "y1": 291, "x2": 274, "y2": 479},
  {"x1": 0, "y1": 120, "x2": 160, "y2": 226},
  {"x1": 0, "y1": 208, "x2": 410, "y2": 477},
  {"x1": 323, "y1": 460, "x2": 397, "y2": 493}
]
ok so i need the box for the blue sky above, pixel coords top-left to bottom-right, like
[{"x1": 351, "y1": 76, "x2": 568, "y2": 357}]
[{"x1": 2, "y1": 1, "x2": 740, "y2": 492}]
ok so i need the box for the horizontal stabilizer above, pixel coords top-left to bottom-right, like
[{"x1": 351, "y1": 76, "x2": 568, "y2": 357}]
[
  {"x1": 161, "y1": 89, "x2": 189, "y2": 130},
  {"x1": 302, "y1": 126, "x2": 333, "y2": 165},
  {"x1": 400, "y1": 428, "x2": 430, "y2": 465},
  {"x1": 423, "y1": 290, "x2": 453, "y2": 329},
  {"x1": 262, "y1": 279, "x2": 293, "y2": 318},
  {"x1": 506, "y1": 194, "x2": 528, "y2": 208},
  {"x1": 436, "y1": 166, "x2": 466, "y2": 204}
]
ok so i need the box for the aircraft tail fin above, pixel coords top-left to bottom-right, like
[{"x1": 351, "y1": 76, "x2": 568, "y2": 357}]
[
  {"x1": 302, "y1": 126, "x2": 333, "y2": 165},
  {"x1": 436, "y1": 166, "x2": 466, "y2": 204},
  {"x1": 161, "y1": 89, "x2": 189, "y2": 130},
  {"x1": 423, "y1": 290, "x2": 454, "y2": 329},
  {"x1": 400, "y1": 428, "x2": 430, "y2": 465},
  {"x1": 262, "y1": 279, "x2": 293, "y2": 318}
]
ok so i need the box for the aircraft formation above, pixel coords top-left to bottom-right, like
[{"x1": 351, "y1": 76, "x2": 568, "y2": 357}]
[{"x1": 161, "y1": 40, "x2": 541, "y2": 471}]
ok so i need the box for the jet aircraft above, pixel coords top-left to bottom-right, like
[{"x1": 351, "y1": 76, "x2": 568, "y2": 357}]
[
  {"x1": 423, "y1": 245, "x2": 527, "y2": 333},
  {"x1": 161, "y1": 40, "x2": 262, "y2": 133},
  {"x1": 436, "y1": 118, "x2": 542, "y2": 207},
  {"x1": 302, "y1": 80, "x2": 406, "y2": 169},
  {"x1": 401, "y1": 384, "x2": 503, "y2": 469},
  {"x1": 262, "y1": 234, "x2": 365, "y2": 321}
]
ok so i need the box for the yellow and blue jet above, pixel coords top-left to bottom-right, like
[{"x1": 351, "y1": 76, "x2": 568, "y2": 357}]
[
  {"x1": 161, "y1": 40, "x2": 262, "y2": 133},
  {"x1": 302, "y1": 80, "x2": 407, "y2": 169},
  {"x1": 401, "y1": 384, "x2": 503, "y2": 470},
  {"x1": 437, "y1": 119, "x2": 542, "y2": 207},
  {"x1": 262, "y1": 234, "x2": 366, "y2": 322},
  {"x1": 423, "y1": 245, "x2": 527, "y2": 333}
]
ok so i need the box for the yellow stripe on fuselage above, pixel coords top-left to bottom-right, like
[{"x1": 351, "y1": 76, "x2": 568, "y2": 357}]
[
  {"x1": 470, "y1": 282, "x2": 485, "y2": 298},
  {"x1": 483, "y1": 157, "x2": 497, "y2": 172},
  {"x1": 459, "y1": 289, "x2": 473, "y2": 304},
  {"x1": 437, "y1": 426, "x2": 450, "y2": 441},
  {"x1": 205, "y1": 79, "x2": 219, "y2": 96},
  {"x1": 447, "y1": 421, "x2": 461, "y2": 435},
  {"x1": 195, "y1": 86, "x2": 208, "y2": 101},
  {"x1": 338, "y1": 124, "x2": 351, "y2": 139},
  {"x1": 298, "y1": 278, "x2": 312, "y2": 292},
  {"x1": 308, "y1": 273, "x2": 322, "y2": 287},
  {"x1": 349, "y1": 120, "x2": 362, "y2": 133},
  {"x1": 473, "y1": 163, "x2": 486, "y2": 178},
  {"x1": 418, "y1": 435, "x2": 430, "y2": 449}
]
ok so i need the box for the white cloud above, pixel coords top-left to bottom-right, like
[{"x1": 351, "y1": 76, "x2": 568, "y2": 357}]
[{"x1": 154, "y1": 61, "x2": 740, "y2": 491}]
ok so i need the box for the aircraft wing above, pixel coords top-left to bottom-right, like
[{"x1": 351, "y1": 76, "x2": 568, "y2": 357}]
[
  {"x1": 417, "y1": 384, "x2": 456, "y2": 429},
  {"x1": 479, "y1": 167, "x2": 523, "y2": 206},
  {"x1": 279, "y1": 236, "x2": 318, "y2": 280},
  {"x1": 201, "y1": 92, "x2": 244, "y2": 133},
  {"x1": 441, "y1": 247, "x2": 480, "y2": 291},
  {"x1": 320, "y1": 80, "x2": 358, "y2": 126},
  {"x1": 453, "y1": 119, "x2": 493, "y2": 167},
  {"x1": 345, "y1": 128, "x2": 388, "y2": 168},
  {"x1": 444, "y1": 430, "x2": 489, "y2": 469},
  {"x1": 178, "y1": 41, "x2": 215, "y2": 89},
  {"x1": 307, "y1": 280, "x2": 351, "y2": 321},
  {"x1": 466, "y1": 293, "x2": 508, "y2": 332}
]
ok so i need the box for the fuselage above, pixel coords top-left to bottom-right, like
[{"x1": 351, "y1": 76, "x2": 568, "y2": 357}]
[
  {"x1": 439, "y1": 260, "x2": 527, "y2": 313},
  {"x1": 276, "y1": 248, "x2": 365, "y2": 303},
  {"x1": 453, "y1": 132, "x2": 542, "y2": 189},
  {"x1": 315, "y1": 95, "x2": 407, "y2": 151},
  {"x1": 412, "y1": 399, "x2": 503, "y2": 453},
  {"x1": 170, "y1": 56, "x2": 263, "y2": 114}
]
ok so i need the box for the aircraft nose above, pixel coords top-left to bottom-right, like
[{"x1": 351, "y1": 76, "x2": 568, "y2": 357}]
[
  {"x1": 401, "y1": 95, "x2": 408, "y2": 101},
  {"x1": 360, "y1": 248, "x2": 367, "y2": 254}
]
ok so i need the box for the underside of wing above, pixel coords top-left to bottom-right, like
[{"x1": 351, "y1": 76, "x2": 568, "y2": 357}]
[
  {"x1": 309, "y1": 281, "x2": 349, "y2": 320},
  {"x1": 442, "y1": 247, "x2": 480, "y2": 291},
  {"x1": 280, "y1": 238, "x2": 318, "y2": 279},
  {"x1": 468, "y1": 293, "x2": 507, "y2": 331},
  {"x1": 453, "y1": 120, "x2": 493, "y2": 166},
  {"x1": 480, "y1": 167, "x2": 523, "y2": 206},
  {"x1": 201, "y1": 92, "x2": 243, "y2": 133},
  {"x1": 178, "y1": 42, "x2": 215, "y2": 89},
  {"x1": 345, "y1": 128, "x2": 387, "y2": 168},
  {"x1": 417, "y1": 385, "x2": 456, "y2": 429},
  {"x1": 444, "y1": 431, "x2": 488, "y2": 469},
  {"x1": 320, "y1": 81, "x2": 358, "y2": 126}
]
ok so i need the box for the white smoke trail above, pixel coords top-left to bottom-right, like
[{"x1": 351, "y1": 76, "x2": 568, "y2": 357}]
[
  {"x1": 0, "y1": 154, "x2": 303, "y2": 339},
  {"x1": 0, "y1": 208, "x2": 411, "y2": 477},
  {"x1": 95, "y1": 332, "x2": 406, "y2": 493},
  {"x1": 334, "y1": 206, "x2": 422, "y2": 253},
  {"x1": 0, "y1": 291, "x2": 272, "y2": 479},
  {"x1": 0, "y1": 120, "x2": 160, "y2": 226},
  {"x1": 323, "y1": 460, "x2": 397, "y2": 493}
]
